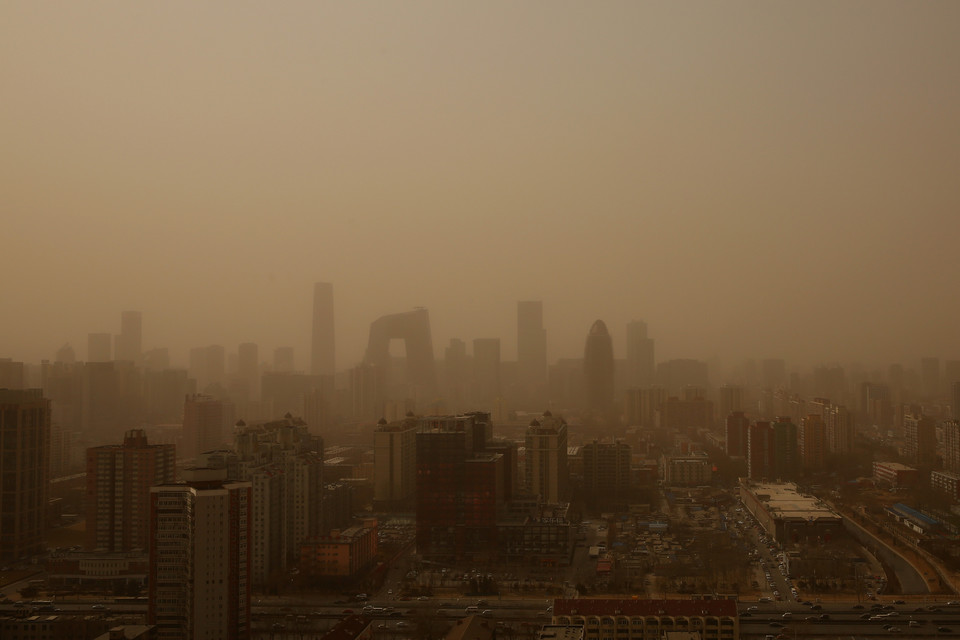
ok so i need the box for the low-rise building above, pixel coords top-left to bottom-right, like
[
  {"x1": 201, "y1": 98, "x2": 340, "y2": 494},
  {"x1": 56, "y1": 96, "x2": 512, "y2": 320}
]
[
  {"x1": 552, "y1": 598, "x2": 737, "y2": 640},
  {"x1": 300, "y1": 519, "x2": 378, "y2": 578},
  {"x1": 739, "y1": 479, "x2": 842, "y2": 544},
  {"x1": 931, "y1": 470, "x2": 960, "y2": 500},
  {"x1": 873, "y1": 461, "x2": 919, "y2": 488}
]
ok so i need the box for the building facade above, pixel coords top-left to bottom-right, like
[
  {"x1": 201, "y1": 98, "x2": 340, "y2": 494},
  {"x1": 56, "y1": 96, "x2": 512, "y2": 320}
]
[
  {"x1": 0, "y1": 389, "x2": 50, "y2": 564},
  {"x1": 86, "y1": 429, "x2": 176, "y2": 552},
  {"x1": 148, "y1": 468, "x2": 251, "y2": 640}
]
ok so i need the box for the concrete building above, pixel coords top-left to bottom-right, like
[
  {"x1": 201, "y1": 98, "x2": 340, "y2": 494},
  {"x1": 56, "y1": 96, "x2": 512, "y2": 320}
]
[
  {"x1": 373, "y1": 416, "x2": 418, "y2": 507},
  {"x1": 552, "y1": 598, "x2": 738, "y2": 640},
  {"x1": 717, "y1": 385, "x2": 743, "y2": 424},
  {"x1": 931, "y1": 470, "x2": 960, "y2": 500},
  {"x1": 738, "y1": 479, "x2": 842, "y2": 544},
  {"x1": 0, "y1": 389, "x2": 50, "y2": 564},
  {"x1": 746, "y1": 421, "x2": 774, "y2": 480},
  {"x1": 182, "y1": 394, "x2": 227, "y2": 460},
  {"x1": 524, "y1": 412, "x2": 568, "y2": 503},
  {"x1": 472, "y1": 338, "x2": 502, "y2": 411},
  {"x1": 300, "y1": 518, "x2": 378, "y2": 578},
  {"x1": 725, "y1": 411, "x2": 749, "y2": 458},
  {"x1": 148, "y1": 467, "x2": 251, "y2": 640},
  {"x1": 944, "y1": 420, "x2": 960, "y2": 473},
  {"x1": 904, "y1": 413, "x2": 937, "y2": 466},
  {"x1": 582, "y1": 440, "x2": 631, "y2": 513},
  {"x1": 583, "y1": 320, "x2": 615, "y2": 417},
  {"x1": 86, "y1": 429, "x2": 176, "y2": 552},
  {"x1": 661, "y1": 452, "x2": 712, "y2": 486},
  {"x1": 236, "y1": 342, "x2": 259, "y2": 402},
  {"x1": 365, "y1": 307, "x2": 437, "y2": 400},
  {"x1": 873, "y1": 461, "x2": 919, "y2": 488},
  {"x1": 799, "y1": 414, "x2": 826, "y2": 471}
]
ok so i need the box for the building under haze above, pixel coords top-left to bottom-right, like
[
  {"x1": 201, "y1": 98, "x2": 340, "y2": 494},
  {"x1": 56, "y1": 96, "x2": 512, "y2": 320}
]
[
  {"x1": 373, "y1": 416, "x2": 418, "y2": 508},
  {"x1": 182, "y1": 394, "x2": 229, "y2": 460},
  {"x1": 0, "y1": 389, "x2": 50, "y2": 564},
  {"x1": 582, "y1": 440, "x2": 631, "y2": 513},
  {"x1": 149, "y1": 467, "x2": 251, "y2": 640},
  {"x1": 625, "y1": 320, "x2": 655, "y2": 389},
  {"x1": 517, "y1": 301, "x2": 547, "y2": 405},
  {"x1": 115, "y1": 310, "x2": 142, "y2": 364},
  {"x1": 365, "y1": 307, "x2": 438, "y2": 401},
  {"x1": 87, "y1": 332, "x2": 112, "y2": 362},
  {"x1": 472, "y1": 338, "x2": 501, "y2": 412},
  {"x1": 583, "y1": 320, "x2": 615, "y2": 417},
  {"x1": 86, "y1": 429, "x2": 176, "y2": 552},
  {"x1": 524, "y1": 412, "x2": 568, "y2": 503},
  {"x1": 311, "y1": 282, "x2": 335, "y2": 377}
]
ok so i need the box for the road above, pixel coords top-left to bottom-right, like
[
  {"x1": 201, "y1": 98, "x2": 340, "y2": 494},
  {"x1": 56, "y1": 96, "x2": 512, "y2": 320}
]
[{"x1": 843, "y1": 516, "x2": 930, "y2": 594}]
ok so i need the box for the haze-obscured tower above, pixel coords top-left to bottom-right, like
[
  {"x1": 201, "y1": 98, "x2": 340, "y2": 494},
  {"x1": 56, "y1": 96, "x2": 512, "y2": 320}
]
[
  {"x1": 116, "y1": 310, "x2": 142, "y2": 363},
  {"x1": 472, "y1": 338, "x2": 501, "y2": 411},
  {"x1": 365, "y1": 308, "x2": 437, "y2": 399},
  {"x1": 237, "y1": 342, "x2": 259, "y2": 401},
  {"x1": 311, "y1": 282, "x2": 335, "y2": 377},
  {"x1": 517, "y1": 301, "x2": 547, "y2": 403},
  {"x1": 625, "y1": 320, "x2": 654, "y2": 388},
  {"x1": 0, "y1": 389, "x2": 50, "y2": 564},
  {"x1": 583, "y1": 320, "x2": 615, "y2": 416},
  {"x1": 524, "y1": 412, "x2": 568, "y2": 503}
]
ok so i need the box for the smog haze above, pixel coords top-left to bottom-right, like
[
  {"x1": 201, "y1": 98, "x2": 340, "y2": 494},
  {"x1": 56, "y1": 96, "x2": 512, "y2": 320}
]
[{"x1": 4, "y1": 1, "x2": 960, "y2": 371}]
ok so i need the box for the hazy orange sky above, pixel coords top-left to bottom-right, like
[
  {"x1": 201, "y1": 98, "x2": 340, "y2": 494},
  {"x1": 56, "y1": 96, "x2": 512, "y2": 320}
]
[{"x1": 3, "y1": 2, "x2": 959, "y2": 372}]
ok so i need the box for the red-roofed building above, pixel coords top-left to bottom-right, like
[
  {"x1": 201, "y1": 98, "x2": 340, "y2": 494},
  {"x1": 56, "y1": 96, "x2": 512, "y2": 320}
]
[{"x1": 552, "y1": 598, "x2": 738, "y2": 640}]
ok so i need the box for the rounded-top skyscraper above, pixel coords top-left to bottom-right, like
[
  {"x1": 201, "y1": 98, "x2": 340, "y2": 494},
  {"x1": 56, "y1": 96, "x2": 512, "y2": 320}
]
[{"x1": 583, "y1": 319, "x2": 615, "y2": 417}]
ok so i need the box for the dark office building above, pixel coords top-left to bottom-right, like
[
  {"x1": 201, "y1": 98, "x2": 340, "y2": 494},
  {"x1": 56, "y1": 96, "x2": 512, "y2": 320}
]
[
  {"x1": 583, "y1": 320, "x2": 615, "y2": 417},
  {"x1": 582, "y1": 440, "x2": 631, "y2": 513},
  {"x1": 415, "y1": 416, "x2": 505, "y2": 561}
]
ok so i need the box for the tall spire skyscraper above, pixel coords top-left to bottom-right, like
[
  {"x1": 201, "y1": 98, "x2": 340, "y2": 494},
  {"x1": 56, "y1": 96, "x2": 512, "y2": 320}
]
[{"x1": 311, "y1": 282, "x2": 335, "y2": 377}]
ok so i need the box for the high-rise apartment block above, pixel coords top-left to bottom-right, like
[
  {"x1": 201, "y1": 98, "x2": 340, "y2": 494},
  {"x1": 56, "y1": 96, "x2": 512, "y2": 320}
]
[
  {"x1": 582, "y1": 440, "x2": 631, "y2": 512},
  {"x1": 725, "y1": 411, "x2": 750, "y2": 458},
  {"x1": 472, "y1": 338, "x2": 501, "y2": 410},
  {"x1": 799, "y1": 414, "x2": 826, "y2": 471},
  {"x1": 524, "y1": 412, "x2": 568, "y2": 503},
  {"x1": 904, "y1": 413, "x2": 937, "y2": 466},
  {"x1": 746, "y1": 421, "x2": 774, "y2": 480},
  {"x1": 0, "y1": 389, "x2": 50, "y2": 564},
  {"x1": 86, "y1": 429, "x2": 176, "y2": 552},
  {"x1": 149, "y1": 467, "x2": 251, "y2": 640},
  {"x1": 373, "y1": 416, "x2": 418, "y2": 507},
  {"x1": 943, "y1": 420, "x2": 960, "y2": 473}
]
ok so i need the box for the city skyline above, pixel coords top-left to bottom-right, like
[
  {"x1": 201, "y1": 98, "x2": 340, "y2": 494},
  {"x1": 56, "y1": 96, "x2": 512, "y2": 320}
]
[{"x1": 4, "y1": 2, "x2": 960, "y2": 370}]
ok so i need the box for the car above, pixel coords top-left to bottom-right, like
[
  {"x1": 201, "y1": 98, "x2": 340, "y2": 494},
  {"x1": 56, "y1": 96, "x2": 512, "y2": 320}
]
[
  {"x1": 894, "y1": 600, "x2": 905, "y2": 604},
  {"x1": 92, "y1": 604, "x2": 106, "y2": 610},
  {"x1": 811, "y1": 604, "x2": 822, "y2": 610},
  {"x1": 342, "y1": 609, "x2": 354, "y2": 614},
  {"x1": 769, "y1": 622, "x2": 783, "y2": 628},
  {"x1": 853, "y1": 604, "x2": 864, "y2": 609},
  {"x1": 938, "y1": 627, "x2": 952, "y2": 633},
  {"x1": 860, "y1": 613, "x2": 872, "y2": 620},
  {"x1": 819, "y1": 614, "x2": 829, "y2": 620},
  {"x1": 888, "y1": 628, "x2": 901, "y2": 633},
  {"x1": 909, "y1": 621, "x2": 922, "y2": 627},
  {"x1": 748, "y1": 606, "x2": 758, "y2": 611},
  {"x1": 781, "y1": 612, "x2": 792, "y2": 619},
  {"x1": 397, "y1": 622, "x2": 411, "y2": 629},
  {"x1": 418, "y1": 596, "x2": 429, "y2": 601}
]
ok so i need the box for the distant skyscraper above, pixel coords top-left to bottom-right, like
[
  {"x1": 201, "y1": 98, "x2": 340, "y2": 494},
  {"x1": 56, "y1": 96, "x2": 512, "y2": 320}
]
[
  {"x1": 656, "y1": 359, "x2": 709, "y2": 394},
  {"x1": 311, "y1": 282, "x2": 335, "y2": 377},
  {"x1": 904, "y1": 412, "x2": 936, "y2": 466},
  {"x1": 182, "y1": 394, "x2": 226, "y2": 459},
  {"x1": 86, "y1": 429, "x2": 176, "y2": 552},
  {"x1": 718, "y1": 385, "x2": 744, "y2": 423},
  {"x1": 517, "y1": 301, "x2": 547, "y2": 401},
  {"x1": 189, "y1": 345, "x2": 226, "y2": 393},
  {"x1": 374, "y1": 417, "x2": 418, "y2": 506},
  {"x1": 149, "y1": 467, "x2": 251, "y2": 640},
  {"x1": 943, "y1": 420, "x2": 960, "y2": 473},
  {"x1": 583, "y1": 320, "x2": 614, "y2": 416},
  {"x1": 771, "y1": 416, "x2": 799, "y2": 479},
  {"x1": 761, "y1": 358, "x2": 787, "y2": 389},
  {"x1": 625, "y1": 320, "x2": 655, "y2": 388},
  {"x1": 87, "y1": 332, "x2": 112, "y2": 362},
  {"x1": 116, "y1": 310, "x2": 142, "y2": 363},
  {"x1": 365, "y1": 308, "x2": 437, "y2": 399},
  {"x1": 0, "y1": 389, "x2": 50, "y2": 564},
  {"x1": 746, "y1": 421, "x2": 774, "y2": 480}
]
